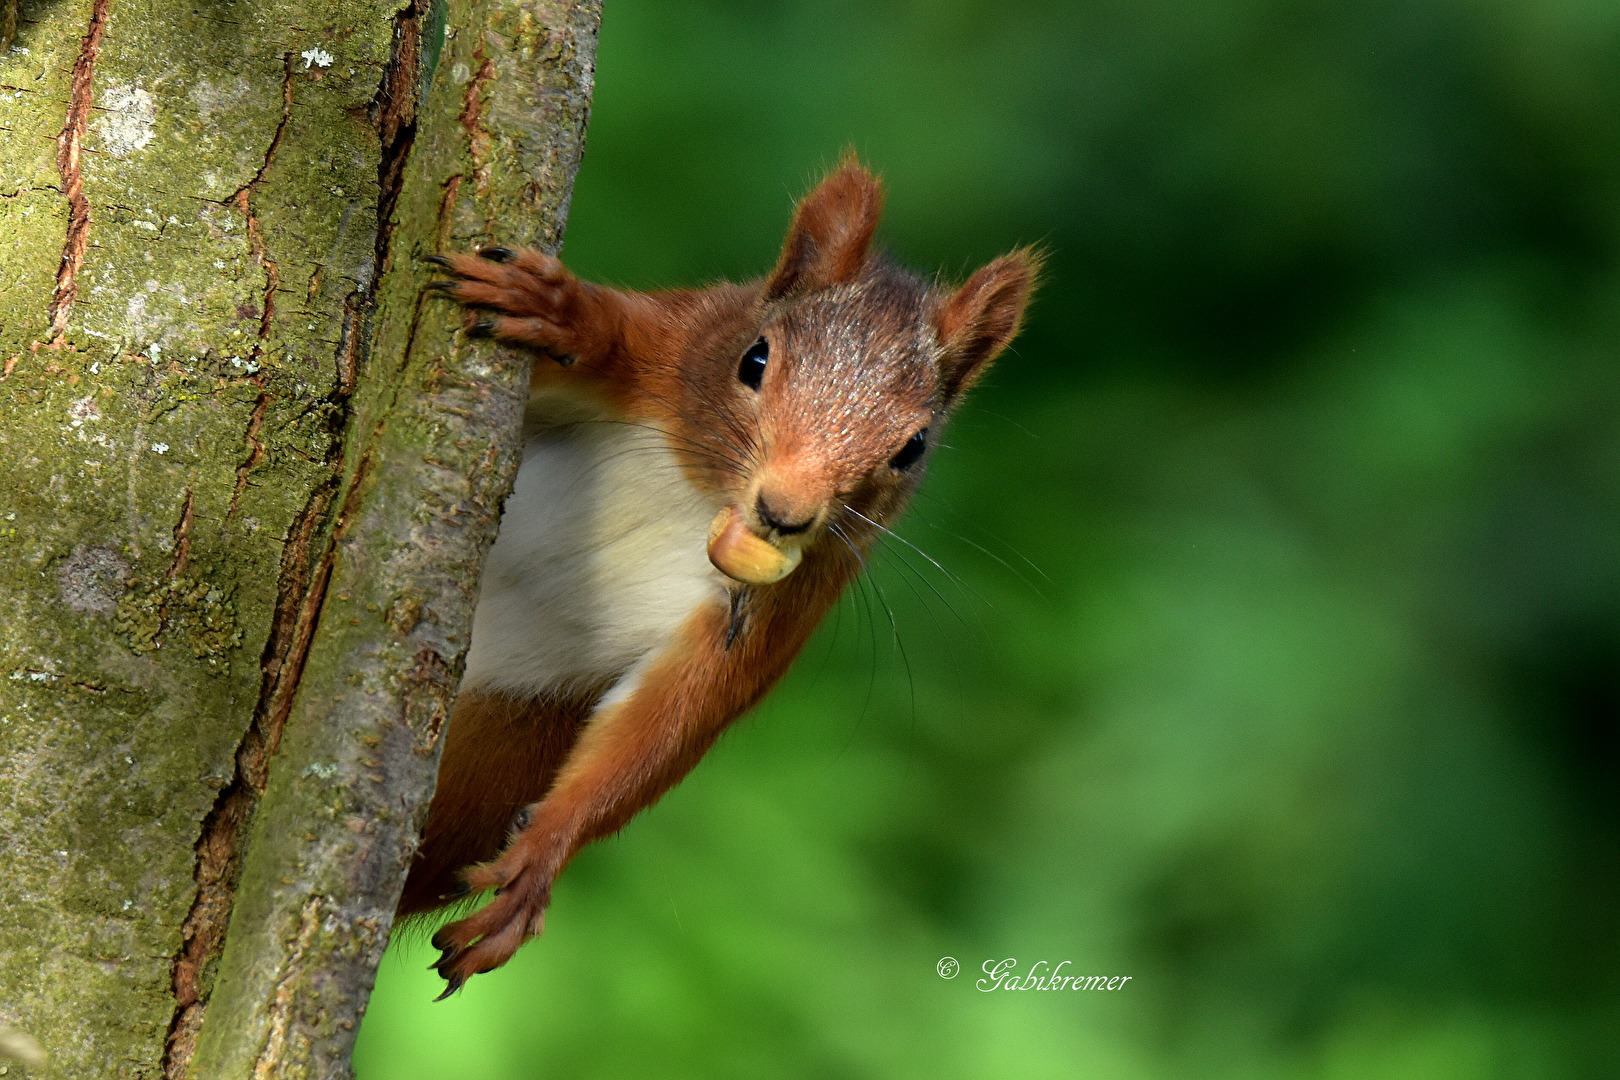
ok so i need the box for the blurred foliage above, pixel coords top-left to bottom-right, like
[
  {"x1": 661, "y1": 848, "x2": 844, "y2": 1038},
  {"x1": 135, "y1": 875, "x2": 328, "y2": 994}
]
[{"x1": 355, "y1": 0, "x2": 1620, "y2": 1076}]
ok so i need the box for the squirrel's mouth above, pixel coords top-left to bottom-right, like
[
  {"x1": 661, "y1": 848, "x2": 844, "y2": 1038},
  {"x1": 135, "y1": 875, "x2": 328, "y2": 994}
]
[{"x1": 706, "y1": 505, "x2": 804, "y2": 585}]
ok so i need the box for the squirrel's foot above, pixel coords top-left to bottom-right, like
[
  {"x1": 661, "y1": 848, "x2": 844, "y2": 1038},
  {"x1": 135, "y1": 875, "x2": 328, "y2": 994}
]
[
  {"x1": 423, "y1": 247, "x2": 591, "y2": 358},
  {"x1": 428, "y1": 853, "x2": 552, "y2": 997}
]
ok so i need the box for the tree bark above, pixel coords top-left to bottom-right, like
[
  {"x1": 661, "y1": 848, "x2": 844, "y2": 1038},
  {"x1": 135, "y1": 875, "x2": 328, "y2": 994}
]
[{"x1": 0, "y1": 0, "x2": 598, "y2": 1076}]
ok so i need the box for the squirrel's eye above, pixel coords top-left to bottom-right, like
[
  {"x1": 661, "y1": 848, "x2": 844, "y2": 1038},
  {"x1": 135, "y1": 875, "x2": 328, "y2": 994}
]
[
  {"x1": 889, "y1": 428, "x2": 928, "y2": 471},
  {"x1": 738, "y1": 338, "x2": 768, "y2": 390}
]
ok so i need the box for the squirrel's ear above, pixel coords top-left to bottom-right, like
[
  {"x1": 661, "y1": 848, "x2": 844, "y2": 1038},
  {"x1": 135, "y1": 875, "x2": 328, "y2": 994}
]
[
  {"x1": 765, "y1": 160, "x2": 884, "y2": 300},
  {"x1": 934, "y1": 248, "x2": 1041, "y2": 403}
]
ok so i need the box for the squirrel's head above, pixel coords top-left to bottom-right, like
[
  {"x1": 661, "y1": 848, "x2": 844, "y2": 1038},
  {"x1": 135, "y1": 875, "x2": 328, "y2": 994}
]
[{"x1": 697, "y1": 158, "x2": 1040, "y2": 586}]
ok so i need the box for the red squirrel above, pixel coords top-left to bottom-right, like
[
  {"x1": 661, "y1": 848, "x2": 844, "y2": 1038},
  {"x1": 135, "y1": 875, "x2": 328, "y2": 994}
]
[{"x1": 408, "y1": 159, "x2": 1038, "y2": 995}]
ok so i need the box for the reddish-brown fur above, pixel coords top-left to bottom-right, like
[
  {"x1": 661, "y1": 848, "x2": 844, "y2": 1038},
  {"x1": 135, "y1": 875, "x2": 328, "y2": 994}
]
[
  {"x1": 399, "y1": 688, "x2": 598, "y2": 917},
  {"x1": 413, "y1": 159, "x2": 1038, "y2": 994}
]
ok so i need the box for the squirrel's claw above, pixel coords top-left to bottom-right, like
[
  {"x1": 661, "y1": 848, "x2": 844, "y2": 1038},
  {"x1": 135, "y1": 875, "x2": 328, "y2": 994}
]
[
  {"x1": 432, "y1": 972, "x2": 466, "y2": 1002},
  {"x1": 465, "y1": 320, "x2": 496, "y2": 338},
  {"x1": 430, "y1": 923, "x2": 462, "y2": 953},
  {"x1": 429, "y1": 938, "x2": 469, "y2": 995},
  {"x1": 478, "y1": 246, "x2": 515, "y2": 263},
  {"x1": 423, "y1": 253, "x2": 452, "y2": 267}
]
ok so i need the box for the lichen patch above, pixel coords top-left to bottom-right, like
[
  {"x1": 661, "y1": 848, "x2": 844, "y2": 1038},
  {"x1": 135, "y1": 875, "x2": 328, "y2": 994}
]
[
  {"x1": 56, "y1": 544, "x2": 131, "y2": 615},
  {"x1": 92, "y1": 84, "x2": 158, "y2": 156}
]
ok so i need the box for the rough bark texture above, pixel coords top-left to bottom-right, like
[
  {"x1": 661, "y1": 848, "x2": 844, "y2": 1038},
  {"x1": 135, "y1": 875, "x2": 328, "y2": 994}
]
[{"x1": 0, "y1": 0, "x2": 599, "y2": 1076}]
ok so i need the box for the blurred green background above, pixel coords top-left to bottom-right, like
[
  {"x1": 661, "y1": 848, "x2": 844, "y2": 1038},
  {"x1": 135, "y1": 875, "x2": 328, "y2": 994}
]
[{"x1": 354, "y1": 1, "x2": 1620, "y2": 1076}]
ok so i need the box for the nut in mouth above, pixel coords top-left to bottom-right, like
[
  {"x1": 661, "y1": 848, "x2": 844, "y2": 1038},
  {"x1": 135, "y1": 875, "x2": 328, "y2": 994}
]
[{"x1": 706, "y1": 505, "x2": 804, "y2": 584}]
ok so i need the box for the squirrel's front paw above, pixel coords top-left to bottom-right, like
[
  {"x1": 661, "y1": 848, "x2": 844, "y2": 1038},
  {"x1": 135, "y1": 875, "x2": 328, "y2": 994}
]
[
  {"x1": 424, "y1": 247, "x2": 590, "y2": 360},
  {"x1": 429, "y1": 856, "x2": 552, "y2": 998},
  {"x1": 427, "y1": 867, "x2": 554, "y2": 1003}
]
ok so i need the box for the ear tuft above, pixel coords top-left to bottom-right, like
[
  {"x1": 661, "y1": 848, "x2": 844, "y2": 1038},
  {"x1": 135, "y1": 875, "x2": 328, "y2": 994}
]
[
  {"x1": 765, "y1": 158, "x2": 885, "y2": 301},
  {"x1": 934, "y1": 246, "x2": 1042, "y2": 403}
]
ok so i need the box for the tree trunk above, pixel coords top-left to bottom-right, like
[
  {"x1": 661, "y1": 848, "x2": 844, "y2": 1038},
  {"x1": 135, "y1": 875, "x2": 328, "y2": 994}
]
[{"x1": 0, "y1": 0, "x2": 598, "y2": 1076}]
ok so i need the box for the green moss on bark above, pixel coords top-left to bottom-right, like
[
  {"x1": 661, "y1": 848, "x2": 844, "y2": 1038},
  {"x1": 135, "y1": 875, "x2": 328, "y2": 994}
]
[
  {"x1": 1, "y1": 0, "x2": 597, "y2": 1076},
  {"x1": 1, "y1": 2, "x2": 373, "y2": 1076}
]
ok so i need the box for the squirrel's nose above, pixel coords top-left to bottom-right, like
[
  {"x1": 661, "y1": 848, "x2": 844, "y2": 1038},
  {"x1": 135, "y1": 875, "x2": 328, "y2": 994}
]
[{"x1": 755, "y1": 493, "x2": 816, "y2": 536}]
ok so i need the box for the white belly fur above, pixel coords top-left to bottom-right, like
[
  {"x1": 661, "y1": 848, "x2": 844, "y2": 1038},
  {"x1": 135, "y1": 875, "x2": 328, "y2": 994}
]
[{"x1": 460, "y1": 392, "x2": 727, "y2": 702}]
